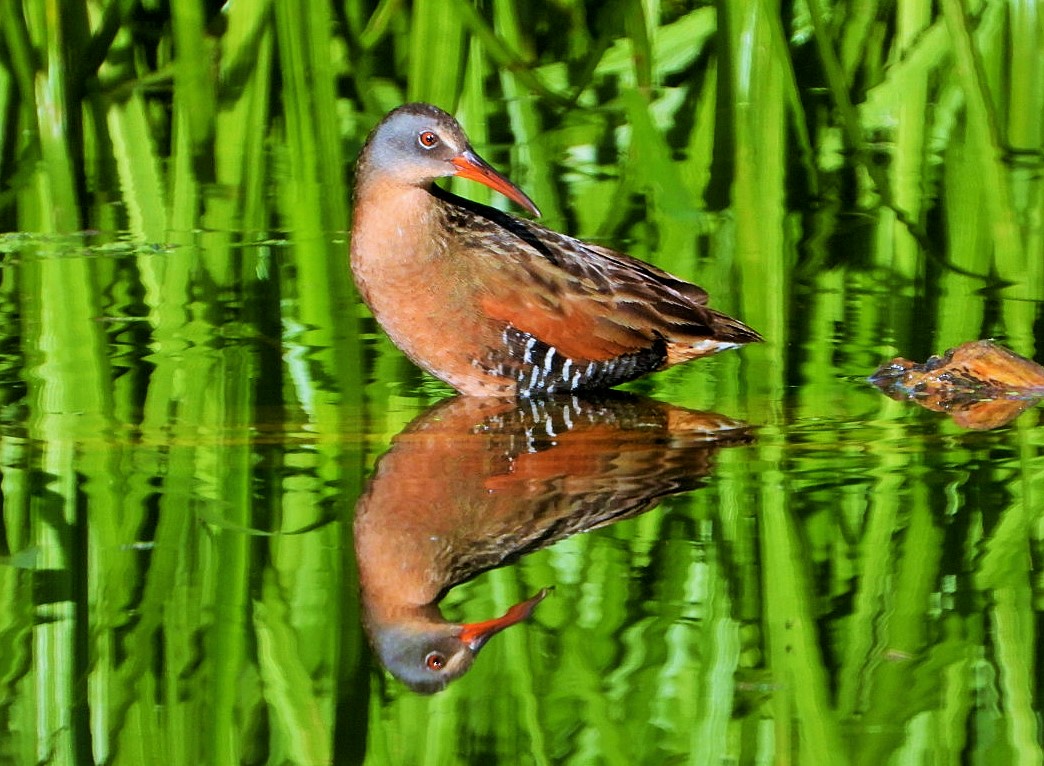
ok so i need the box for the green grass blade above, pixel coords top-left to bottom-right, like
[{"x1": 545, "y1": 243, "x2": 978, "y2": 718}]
[
  {"x1": 940, "y1": 0, "x2": 1025, "y2": 288},
  {"x1": 255, "y1": 580, "x2": 332, "y2": 765},
  {"x1": 170, "y1": 0, "x2": 215, "y2": 151},
  {"x1": 106, "y1": 94, "x2": 168, "y2": 243},
  {"x1": 408, "y1": 0, "x2": 465, "y2": 106}
]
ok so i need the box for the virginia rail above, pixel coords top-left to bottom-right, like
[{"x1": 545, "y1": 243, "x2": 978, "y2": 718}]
[
  {"x1": 354, "y1": 393, "x2": 750, "y2": 692},
  {"x1": 350, "y1": 103, "x2": 762, "y2": 397}
]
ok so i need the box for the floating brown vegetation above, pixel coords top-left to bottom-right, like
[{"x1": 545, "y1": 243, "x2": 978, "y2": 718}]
[{"x1": 869, "y1": 340, "x2": 1044, "y2": 430}]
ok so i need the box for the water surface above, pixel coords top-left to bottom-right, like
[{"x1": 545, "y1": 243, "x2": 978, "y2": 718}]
[{"x1": 2, "y1": 115, "x2": 1043, "y2": 766}]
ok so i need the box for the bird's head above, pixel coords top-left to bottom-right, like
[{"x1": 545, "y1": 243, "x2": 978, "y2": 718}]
[
  {"x1": 368, "y1": 588, "x2": 550, "y2": 694},
  {"x1": 359, "y1": 102, "x2": 541, "y2": 217}
]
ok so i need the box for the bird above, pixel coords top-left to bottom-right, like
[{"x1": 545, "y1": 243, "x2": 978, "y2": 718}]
[
  {"x1": 350, "y1": 102, "x2": 762, "y2": 398},
  {"x1": 353, "y1": 393, "x2": 751, "y2": 693}
]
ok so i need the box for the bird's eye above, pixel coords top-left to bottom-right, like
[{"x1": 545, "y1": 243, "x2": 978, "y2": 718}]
[
  {"x1": 418, "y1": 130, "x2": 440, "y2": 149},
  {"x1": 425, "y1": 652, "x2": 446, "y2": 671}
]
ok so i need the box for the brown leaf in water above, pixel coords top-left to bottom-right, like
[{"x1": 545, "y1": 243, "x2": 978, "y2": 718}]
[{"x1": 869, "y1": 340, "x2": 1044, "y2": 429}]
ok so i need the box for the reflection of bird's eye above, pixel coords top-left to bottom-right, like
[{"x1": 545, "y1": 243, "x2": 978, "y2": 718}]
[
  {"x1": 425, "y1": 651, "x2": 446, "y2": 671},
  {"x1": 418, "y1": 131, "x2": 440, "y2": 149}
]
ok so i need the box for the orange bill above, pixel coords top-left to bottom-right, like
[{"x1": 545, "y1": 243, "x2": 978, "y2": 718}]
[
  {"x1": 451, "y1": 148, "x2": 542, "y2": 217},
  {"x1": 457, "y1": 588, "x2": 551, "y2": 651}
]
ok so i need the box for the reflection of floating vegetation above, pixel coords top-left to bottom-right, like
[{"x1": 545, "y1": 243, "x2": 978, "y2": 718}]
[{"x1": 869, "y1": 340, "x2": 1044, "y2": 429}]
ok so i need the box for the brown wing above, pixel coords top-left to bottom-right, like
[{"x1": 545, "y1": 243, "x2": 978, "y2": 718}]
[{"x1": 437, "y1": 193, "x2": 760, "y2": 363}]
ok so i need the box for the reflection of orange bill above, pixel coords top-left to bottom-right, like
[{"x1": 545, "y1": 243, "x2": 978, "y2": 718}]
[{"x1": 458, "y1": 588, "x2": 551, "y2": 651}]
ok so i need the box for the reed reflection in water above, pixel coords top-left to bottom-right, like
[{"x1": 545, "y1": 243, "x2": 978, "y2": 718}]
[{"x1": 354, "y1": 393, "x2": 751, "y2": 693}]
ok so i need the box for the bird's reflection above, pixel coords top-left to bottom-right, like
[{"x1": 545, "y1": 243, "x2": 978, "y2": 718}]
[{"x1": 353, "y1": 393, "x2": 752, "y2": 693}]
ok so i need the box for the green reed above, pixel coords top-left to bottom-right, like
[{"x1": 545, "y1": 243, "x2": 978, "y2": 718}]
[{"x1": 1, "y1": 0, "x2": 1043, "y2": 764}]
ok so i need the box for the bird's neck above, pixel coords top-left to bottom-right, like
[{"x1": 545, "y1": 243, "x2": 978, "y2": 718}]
[
  {"x1": 352, "y1": 176, "x2": 442, "y2": 245},
  {"x1": 350, "y1": 176, "x2": 447, "y2": 294},
  {"x1": 363, "y1": 598, "x2": 449, "y2": 635}
]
